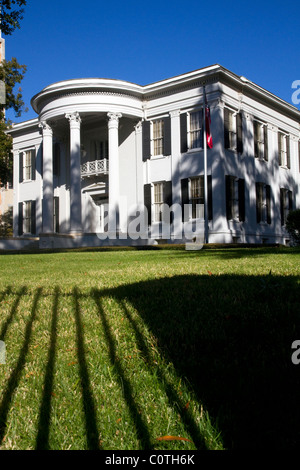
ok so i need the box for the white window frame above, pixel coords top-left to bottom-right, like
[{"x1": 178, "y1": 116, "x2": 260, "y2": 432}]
[
  {"x1": 189, "y1": 176, "x2": 204, "y2": 219},
  {"x1": 188, "y1": 110, "x2": 203, "y2": 150},
  {"x1": 256, "y1": 183, "x2": 270, "y2": 224},
  {"x1": 254, "y1": 120, "x2": 267, "y2": 161},
  {"x1": 280, "y1": 188, "x2": 292, "y2": 225},
  {"x1": 23, "y1": 201, "x2": 32, "y2": 234},
  {"x1": 278, "y1": 132, "x2": 289, "y2": 168},
  {"x1": 152, "y1": 182, "x2": 164, "y2": 222},
  {"x1": 151, "y1": 119, "x2": 164, "y2": 157},
  {"x1": 228, "y1": 176, "x2": 240, "y2": 221},
  {"x1": 228, "y1": 110, "x2": 237, "y2": 150},
  {"x1": 23, "y1": 149, "x2": 34, "y2": 181}
]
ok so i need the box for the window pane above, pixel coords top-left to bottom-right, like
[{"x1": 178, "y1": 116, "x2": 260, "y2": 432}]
[
  {"x1": 190, "y1": 111, "x2": 202, "y2": 149},
  {"x1": 153, "y1": 120, "x2": 164, "y2": 155}
]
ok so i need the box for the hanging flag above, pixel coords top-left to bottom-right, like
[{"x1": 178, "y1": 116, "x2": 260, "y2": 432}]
[{"x1": 205, "y1": 101, "x2": 213, "y2": 149}]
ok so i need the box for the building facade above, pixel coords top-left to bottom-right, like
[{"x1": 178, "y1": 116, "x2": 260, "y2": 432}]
[{"x1": 9, "y1": 64, "x2": 300, "y2": 248}]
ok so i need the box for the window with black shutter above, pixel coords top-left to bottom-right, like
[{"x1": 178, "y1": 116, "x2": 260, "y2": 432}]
[
  {"x1": 224, "y1": 109, "x2": 243, "y2": 153},
  {"x1": 226, "y1": 175, "x2": 245, "y2": 221},
  {"x1": 254, "y1": 120, "x2": 268, "y2": 161},
  {"x1": 19, "y1": 149, "x2": 36, "y2": 182},
  {"x1": 278, "y1": 132, "x2": 290, "y2": 168},
  {"x1": 181, "y1": 176, "x2": 213, "y2": 222},
  {"x1": 142, "y1": 118, "x2": 171, "y2": 159},
  {"x1": 280, "y1": 188, "x2": 293, "y2": 225},
  {"x1": 256, "y1": 182, "x2": 271, "y2": 224}
]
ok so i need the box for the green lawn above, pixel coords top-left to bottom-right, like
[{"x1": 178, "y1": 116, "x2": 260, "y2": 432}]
[{"x1": 0, "y1": 245, "x2": 299, "y2": 450}]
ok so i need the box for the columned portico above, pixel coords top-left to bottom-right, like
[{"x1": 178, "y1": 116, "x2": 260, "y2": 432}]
[
  {"x1": 65, "y1": 112, "x2": 83, "y2": 233},
  {"x1": 39, "y1": 121, "x2": 54, "y2": 233},
  {"x1": 107, "y1": 112, "x2": 122, "y2": 233}
]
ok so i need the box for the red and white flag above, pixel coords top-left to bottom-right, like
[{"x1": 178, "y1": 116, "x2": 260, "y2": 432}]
[{"x1": 205, "y1": 102, "x2": 213, "y2": 149}]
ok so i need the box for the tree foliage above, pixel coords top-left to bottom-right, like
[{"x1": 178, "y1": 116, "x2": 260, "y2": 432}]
[
  {"x1": 0, "y1": 57, "x2": 27, "y2": 116},
  {"x1": 0, "y1": 57, "x2": 26, "y2": 184},
  {"x1": 0, "y1": 0, "x2": 26, "y2": 36}
]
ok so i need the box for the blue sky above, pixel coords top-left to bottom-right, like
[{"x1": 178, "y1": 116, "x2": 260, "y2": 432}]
[{"x1": 4, "y1": 0, "x2": 300, "y2": 123}]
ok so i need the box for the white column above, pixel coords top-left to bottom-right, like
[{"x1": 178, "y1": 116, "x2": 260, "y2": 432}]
[
  {"x1": 39, "y1": 121, "x2": 54, "y2": 233},
  {"x1": 65, "y1": 112, "x2": 82, "y2": 233},
  {"x1": 107, "y1": 112, "x2": 122, "y2": 234},
  {"x1": 13, "y1": 149, "x2": 19, "y2": 237},
  {"x1": 170, "y1": 110, "x2": 182, "y2": 239}
]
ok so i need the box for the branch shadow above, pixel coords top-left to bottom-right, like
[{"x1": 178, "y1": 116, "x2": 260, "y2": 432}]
[
  {"x1": 35, "y1": 286, "x2": 59, "y2": 450},
  {"x1": 0, "y1": 287, "x2": 42, "y2": 443},
  {"x1": 72, "y1": 287, "x2": 100, "y2": 450},
  {"x1": 92, "y1": 291, "x2": 153, "y2": 449}
]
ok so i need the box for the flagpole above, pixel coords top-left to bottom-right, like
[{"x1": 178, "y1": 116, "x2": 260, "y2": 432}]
[{"x1": 203, "y1": 86, "x2": 209, "y2": 244}]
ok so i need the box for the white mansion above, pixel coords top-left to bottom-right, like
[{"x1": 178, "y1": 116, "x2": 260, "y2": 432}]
[{"x1": 8, "y1": 64, "x2": 300, "y2": 248}]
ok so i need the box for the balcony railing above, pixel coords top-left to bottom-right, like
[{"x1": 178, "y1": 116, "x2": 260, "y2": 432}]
[{"x1": 81, "y1": 159, "x2": 109, "y2": 177}]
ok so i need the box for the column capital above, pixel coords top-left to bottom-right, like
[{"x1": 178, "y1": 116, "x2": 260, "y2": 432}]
[
  {"x1": 134, "y1": 120, "x2": 143, "y2": 134},
  {"x1": 65, "y1": 112, "x2": 81, "y2": 128},
  {"x1": 107, "y1": 112, "x2": 122, "y2": 129},
  {"x1": 39, "y1": 120, "x2": 53, "y2": 135},
  {"x1": 169, "y1": 110, "x2": 180, "y2": 118}
]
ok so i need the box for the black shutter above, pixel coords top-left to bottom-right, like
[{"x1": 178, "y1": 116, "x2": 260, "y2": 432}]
[
  {"x1": 254, "y1": 121, "x2": 259, "y2": 158},
  {"x1": 142, "y1": 121, "x2": 151, "y2": 161},
  {"x1": 180, "y1": 113, "x2": 188, "y2": 153},
  {"x1": 53, "y1": 143, "x2": 61, "y2": 177},
  {"x1": 224, "y1": 108, "x2": 230, "y2": 149},
  {"x1": 266, "y1": 185, "x2": 271, "y2": 224},
  {"x1": 164, "y1": 180, "x2": 172, "y2": 207},
  {"x1": 164, "y1": 180, "x2": 173, "y2": 223},
  {"x1": 19, "y1": 152, "x2": 23, "y2": 183},
  {"x1": 31, "y1": 200, "x2": 36, "y2": 234},
  {"x1": 31, "y1": 149, "x2": 36, "y2": 181},
  {"x1": 207, "y1": 175, "x2": 213, "y2": 221},
  {"x1": 225, "y1": 175, "x2": 232, "y2": 220},
  {"x1": 54, "y1": 196, "x2": 59, "y2": 233},
  {"x1": 18, "y1": 202, "x2": 23, "y2": 236},
  {"x1": 264, "y1": 125, "x2": 268, "y2": 161},
  {"x1": 286, "y1": 136, "x2": 290, "y2": 169},
  {"x1": 144, "y1": 184, "x2": 152, "y2": 226},
  {"x1": 278, "y1": 132, "x2": 282, "y2": 166},
  {"x1": 256, "y1": 183, "x2": 262, "y2": 223},
  {"x1": 181, "y1": 178, "x2": 189, "y2": 222},
  {"x1": 163, "y1": 117, "x2": 171, "y2": 156},
  {"x1": 238, "y1": 178, "x2": 245, "y2": 222},
  {"x1": 280, "y1": 188, "x2": 285, "y2": 225},
  {"x1": 236, "y1": 112, "x2": 243, "y2": 154}
]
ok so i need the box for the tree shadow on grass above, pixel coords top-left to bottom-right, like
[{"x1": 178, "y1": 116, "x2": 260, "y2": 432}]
[
  {"x1": 0, "y1": 287, "x2": 42, "y2": 443},
  {"x1": 94, "y1": 272, "x2": 300, "y2": 449}
]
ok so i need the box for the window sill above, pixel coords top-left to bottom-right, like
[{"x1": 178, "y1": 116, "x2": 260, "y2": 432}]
[
  {"x1": 279, "y1": 165, "x2": 290, "y2": 170},
  {"x1": 150, "y1": 154, "x2": 168, "y2": 160}
]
